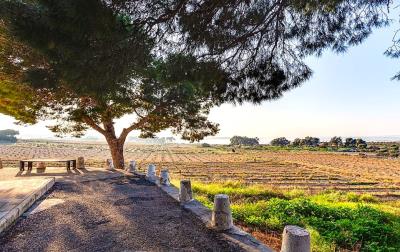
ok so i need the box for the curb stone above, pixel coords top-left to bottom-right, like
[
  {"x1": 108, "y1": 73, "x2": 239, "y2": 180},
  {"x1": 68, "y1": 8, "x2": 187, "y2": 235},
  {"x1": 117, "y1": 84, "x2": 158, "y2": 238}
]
[
  {"x1": 132, "y1": 171, "x2": 274, "y2": 252},
  {"x1": 0, "y1": 178, "x2": 55, "y2": 235}
]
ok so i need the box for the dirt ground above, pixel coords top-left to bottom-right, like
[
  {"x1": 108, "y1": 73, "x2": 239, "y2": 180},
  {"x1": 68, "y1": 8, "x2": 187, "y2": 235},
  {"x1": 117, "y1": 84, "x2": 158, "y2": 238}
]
[
  {"x1": 1, "y1": 141, "x2": 400, "y2": 198},
  {"x1": 0, "y1": 176, "x2": 244, "y2": 252}
]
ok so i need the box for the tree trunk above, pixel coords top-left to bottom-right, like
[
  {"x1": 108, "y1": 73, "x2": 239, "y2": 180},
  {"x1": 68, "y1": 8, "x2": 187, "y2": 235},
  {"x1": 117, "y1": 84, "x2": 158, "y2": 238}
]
[
  {"x1": 83, "y1": 116, "x2": 132, "y2": 170},
  {"x1": 106, "y1": 136, "x2": 125, "y2": 169},
  {"x1": 102, "y1": 119, "x2": 126, "y2": 170}
]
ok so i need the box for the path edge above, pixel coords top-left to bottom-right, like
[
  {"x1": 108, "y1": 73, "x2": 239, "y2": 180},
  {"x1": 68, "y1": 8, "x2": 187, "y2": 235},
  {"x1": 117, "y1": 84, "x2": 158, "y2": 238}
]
[
  {"x1": 0, "y1": 178, "x2": 55, "y2": 235},
  {"x1": 131, "y1": 171, "x2": 274, "y2": 252}
]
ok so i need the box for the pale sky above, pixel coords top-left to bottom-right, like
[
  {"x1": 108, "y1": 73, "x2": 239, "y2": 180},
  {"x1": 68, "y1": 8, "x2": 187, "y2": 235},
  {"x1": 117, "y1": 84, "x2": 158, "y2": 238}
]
[{"x1": 1, "y1": 22, "x2": 400, "y2": 142}]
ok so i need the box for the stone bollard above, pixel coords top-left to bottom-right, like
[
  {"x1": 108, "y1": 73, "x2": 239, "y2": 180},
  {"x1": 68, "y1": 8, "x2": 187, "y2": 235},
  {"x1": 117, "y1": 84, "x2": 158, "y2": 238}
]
[
  {"x1": 0, "y1": 158, "x2": 2, "y2": 169},
  {"x1": 127, "y1": 160, "x2": 136, "y2": 173},
  {"x1": 281, "y1": 225, "x2": 311, "y2": 252},
  {"x1": 212, "y1": 194, "x2": 233, "y2": 231},
  {"x1": 77, "y1": 157, "x2": 85, "y2": 169},
  {"x1": 179, "y1": 180, "x2": 193, "y2": 203},
  {"x1": 160, "y1": 169, "x2": 170, "y2": 185},
  {"x1": 37, "y1": 162, "x2": 46, "y2": 169},
  {"x1": 146, "y1": 164, "x2": 156, "y2": 182},
  {"x1": 106, "y1": 159, "x2": 115, "y2": 170}
]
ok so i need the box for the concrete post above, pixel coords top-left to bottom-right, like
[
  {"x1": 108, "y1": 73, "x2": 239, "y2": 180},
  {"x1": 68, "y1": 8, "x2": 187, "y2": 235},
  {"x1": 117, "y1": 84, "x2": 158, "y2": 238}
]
[
  {"x1": 77, "y1": 157, "x2": 85, "y2": 169},
  {"x1": 106, "y1": 159, "x2": 114, "y2": 170},
  {"x1": 127, "y1": 160, "x2": 136, "y2": 173},
  {"x1": 179, "y1": 180, "x2": 193, "y2": 203},
  {"x1": 37, "y1": 162, "x2": 46, "y2": 169},
  {"x1": 160, "y1": 169, "x2": 170, "y2": 185},
  {"x1": 212, "y1": 194, "x2": 233, "y2": 231},
  {"x1": 281, "y1": 225, "x2": 311, "y2": 252},
  {"x1": 146, "y1": 164, "x2": 156, "y2": 182}
]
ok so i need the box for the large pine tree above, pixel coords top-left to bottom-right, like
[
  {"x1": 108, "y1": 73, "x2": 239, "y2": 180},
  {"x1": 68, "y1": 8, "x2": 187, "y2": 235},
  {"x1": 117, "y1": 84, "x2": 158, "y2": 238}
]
[{"x1": 0, "y1": 0, "x2": 391, "y2": 168}]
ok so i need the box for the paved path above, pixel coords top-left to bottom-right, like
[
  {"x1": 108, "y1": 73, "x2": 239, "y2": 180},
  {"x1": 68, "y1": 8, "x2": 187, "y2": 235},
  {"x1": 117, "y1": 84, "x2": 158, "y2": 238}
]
[
  {"x1": 0, "y1": 167, "x2": 124, "y2": 183},
  {"x1": 0, "y1": 178, "x2": 55, "y2": 234},
  {"x1": 0, "y1": 176, "x2": 244, "y2": 251}
]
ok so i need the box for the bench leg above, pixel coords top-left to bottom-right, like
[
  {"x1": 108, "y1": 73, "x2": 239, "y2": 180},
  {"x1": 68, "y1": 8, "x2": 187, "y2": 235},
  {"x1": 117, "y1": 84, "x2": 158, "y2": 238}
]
[
  {"x1": 72, "y1": 160, "x2": 77, "y2": 169},
  {"x1": 28, "y1": 162, "x2": 33, "y2": 171},
  {"x1": 67, "y1": 161, "x2": 71, "y2": 170},
  {"x1": 19, "y1": 161, "x2": 24, "y2": 171}
]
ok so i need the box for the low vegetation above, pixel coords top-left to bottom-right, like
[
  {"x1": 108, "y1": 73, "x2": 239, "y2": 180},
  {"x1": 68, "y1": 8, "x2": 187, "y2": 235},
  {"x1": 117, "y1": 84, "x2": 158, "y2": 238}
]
[{"x1": 187, "y1": 181, "x2": 400, "y2": 252}]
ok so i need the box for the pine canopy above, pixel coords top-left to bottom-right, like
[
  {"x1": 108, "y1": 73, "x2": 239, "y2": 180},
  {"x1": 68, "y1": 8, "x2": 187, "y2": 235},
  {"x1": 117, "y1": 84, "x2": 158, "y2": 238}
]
[{"x1": 0, "y1": 0, "x2": 391, "y2": 142}]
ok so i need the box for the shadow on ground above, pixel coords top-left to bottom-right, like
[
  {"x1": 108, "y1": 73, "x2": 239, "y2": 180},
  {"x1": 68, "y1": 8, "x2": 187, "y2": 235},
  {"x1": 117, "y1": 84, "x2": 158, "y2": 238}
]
[{"x1": 0, "y1": 176, "x2": 244, "y2": 252}]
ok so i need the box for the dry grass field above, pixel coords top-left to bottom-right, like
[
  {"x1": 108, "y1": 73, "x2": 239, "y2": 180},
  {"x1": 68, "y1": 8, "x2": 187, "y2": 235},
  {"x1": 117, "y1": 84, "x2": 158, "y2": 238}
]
[{"x1": 1, "y1": 140, "x2": 399, "y2": 199}]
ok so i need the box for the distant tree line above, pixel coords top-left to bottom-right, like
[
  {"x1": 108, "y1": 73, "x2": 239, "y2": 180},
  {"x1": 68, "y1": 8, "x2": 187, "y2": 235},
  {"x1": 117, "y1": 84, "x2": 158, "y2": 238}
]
[
  {"x1": 293, "y1": 137, "x2": 320, "y2": 147},
  {"x1": 229, "y1": 135, "x2": 399, "y2": 157},
  {"x1": 0, "y1": 129, "x2": 19, "y2": 143},
  {"x1": 269, "y1": 136, "x2": 370, "y2": 149},
  {"x1": 230, "y1": 136, "x2": 259, "y2": 146}
]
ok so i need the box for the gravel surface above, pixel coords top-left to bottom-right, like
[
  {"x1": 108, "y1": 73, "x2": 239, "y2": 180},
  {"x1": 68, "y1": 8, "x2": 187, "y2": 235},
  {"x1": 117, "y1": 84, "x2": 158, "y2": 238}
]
[{"x1": 0, "y1": 176, "x2": 244, "y2": 252}]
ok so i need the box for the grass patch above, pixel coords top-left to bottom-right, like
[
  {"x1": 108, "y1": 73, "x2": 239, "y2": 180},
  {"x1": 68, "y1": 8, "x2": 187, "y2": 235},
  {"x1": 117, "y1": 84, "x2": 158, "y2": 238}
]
[{"x1": 187, "y1": 181, "x2": 400, "y2": 251}]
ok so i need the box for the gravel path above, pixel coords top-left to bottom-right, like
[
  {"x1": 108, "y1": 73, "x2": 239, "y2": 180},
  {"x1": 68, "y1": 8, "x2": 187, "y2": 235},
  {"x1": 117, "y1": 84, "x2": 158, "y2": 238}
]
[{"x1": 0, "y1": 176, "x2": 244, "y2": 252}]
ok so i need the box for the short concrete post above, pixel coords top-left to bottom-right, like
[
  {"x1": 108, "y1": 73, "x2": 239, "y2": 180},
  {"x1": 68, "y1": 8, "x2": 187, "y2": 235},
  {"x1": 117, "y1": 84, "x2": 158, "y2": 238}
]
[
  {"x1": 37, "y1": 162, "x2": 46, "y2": 169},
  {"x1": 281, "y1": 225, "x2": 311, "y2": 252},
  {"x1": 160, "y1": 169, "x2": 170, "y2": 185},
  {"x1": 106, "y1": 159, "x2": 114, "y2": 170},
  {"x1": 77, "y1": 157, "x2": 85, "y2": 169},
  {"x1": 0, "y1": 158, "x2": 2, "y2": 169},
  {"x1": 179, "y1": 180, "x2": 193, "y2": 203},
  {"x1": 127, "y1": 160, "x2": 136, "y2": 173},
  {"x1": 146, "y1": 164, "x2": 156, "y2": 182},
  {"x1": 212, "y1": 194, "x2": 233, "y2": 231}
]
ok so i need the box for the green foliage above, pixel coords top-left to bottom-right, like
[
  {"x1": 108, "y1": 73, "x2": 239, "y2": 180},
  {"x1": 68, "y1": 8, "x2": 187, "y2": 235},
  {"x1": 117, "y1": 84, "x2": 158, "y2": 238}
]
[
  {"x1": 0, "y1": 0, "x2": 394, "y2": 165},
  {"x1": 191, "y1": 181, "x2": 400, "y2": 251},
  {"x1": 389, "y1": 145, "x2": 400, "y2": 158},
  {"x1": 270, "y1": 137, "x2": 290, "y2": 146},
  {"x1": 0, "y1": 0, "x2": 223, "y2": 142},
  {"x1": 230, "y1": 136, "x2": 259, "y2": 146},
  {"x1": 292, "y1": 136, "x2": 320, "y2": 147},
  {"x1": 329, "y1": 136, "x2": 343, "y2": 148},
  {"x1": 0, "y1": 0, "x2": 393, "y2": 138}
]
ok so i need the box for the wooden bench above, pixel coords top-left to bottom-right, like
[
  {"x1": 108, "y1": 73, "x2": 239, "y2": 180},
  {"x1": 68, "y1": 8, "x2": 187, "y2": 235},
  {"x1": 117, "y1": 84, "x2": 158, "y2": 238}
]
[{"x1": 19, "y1": 159, "x2": 77, "y2": 171}]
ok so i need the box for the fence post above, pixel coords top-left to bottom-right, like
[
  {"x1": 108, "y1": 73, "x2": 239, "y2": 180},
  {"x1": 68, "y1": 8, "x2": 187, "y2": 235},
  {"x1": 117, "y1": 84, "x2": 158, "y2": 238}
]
[
  {"x1": 179, "y1": 180, "x2": 193, "y2": 203},
  {"x1": 37, "y1": 162, "x2": 46, "y2": 169},
  {"x1": 160, "y1": 169, "x2": 170, "y2": 185},
  {"x1": 212, "y1": 194, "x2": 233, "y2": 231},
  {"x1": 127, "y1": 160, "x2": 136, "y2": 173},
  {"x1": 281, "y1": 225, "x2": 310, "y2": 252},
  {"x1": 77, "y1": 157, "x2": 85, "y2": 169},
  {"x1": 146, "y1": 164, "x2": 156, "y2": 182},
  {"x1": 106, "y1": 159, "x2": 114, "y2": 170}
]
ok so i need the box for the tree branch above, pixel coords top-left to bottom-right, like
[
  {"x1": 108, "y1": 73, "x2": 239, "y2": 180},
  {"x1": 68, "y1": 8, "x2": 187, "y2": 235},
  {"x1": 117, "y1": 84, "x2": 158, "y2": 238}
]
[
  {"x1": 82, "y1": 116, "x2": 107, "y2": 136},
  {"x1": 119, "y1": 123, "x2": 138, "y2": 142}
]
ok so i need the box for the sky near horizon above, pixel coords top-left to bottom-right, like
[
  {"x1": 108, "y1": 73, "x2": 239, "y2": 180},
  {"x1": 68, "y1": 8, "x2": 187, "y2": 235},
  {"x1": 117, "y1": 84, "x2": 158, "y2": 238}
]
[{"x1": 1, "y1": 22, "x2": 400, "y2": 142}]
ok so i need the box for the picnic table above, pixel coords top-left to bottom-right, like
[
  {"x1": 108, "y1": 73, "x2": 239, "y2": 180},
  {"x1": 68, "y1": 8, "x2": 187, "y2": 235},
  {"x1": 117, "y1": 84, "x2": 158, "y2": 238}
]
[{"x1": 19, "y1": 159, "x2": 77, "y2": 171}]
